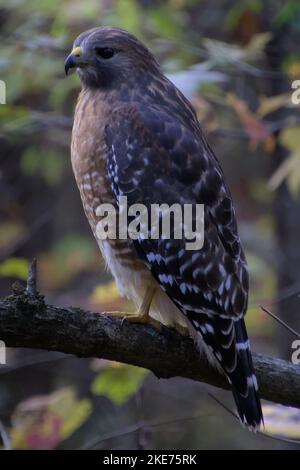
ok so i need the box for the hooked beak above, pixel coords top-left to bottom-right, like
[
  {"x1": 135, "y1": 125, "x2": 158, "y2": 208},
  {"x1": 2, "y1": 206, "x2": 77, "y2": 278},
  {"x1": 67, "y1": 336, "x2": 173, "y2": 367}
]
[{"x1": 65, "y1": 46, "x2": 85, "y2": 75}]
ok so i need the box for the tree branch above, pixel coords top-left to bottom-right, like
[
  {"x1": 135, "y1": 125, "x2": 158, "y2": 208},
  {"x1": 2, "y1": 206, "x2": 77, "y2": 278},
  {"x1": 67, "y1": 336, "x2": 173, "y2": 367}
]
[{"x1": 0, "y1": 286, "x2": 299, "y2": 409}]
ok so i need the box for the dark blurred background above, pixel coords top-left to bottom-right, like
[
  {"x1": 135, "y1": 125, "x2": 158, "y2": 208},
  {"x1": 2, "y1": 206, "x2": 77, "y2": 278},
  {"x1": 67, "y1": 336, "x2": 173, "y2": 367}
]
[{"x1": 1, "y1": 0, "x2": 300, "y2": 450}]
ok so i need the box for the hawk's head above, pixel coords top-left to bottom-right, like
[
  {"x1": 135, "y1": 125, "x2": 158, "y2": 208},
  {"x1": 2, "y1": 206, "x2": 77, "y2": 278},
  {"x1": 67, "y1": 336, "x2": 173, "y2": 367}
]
[{"x1": 65, "y1": 27, "x2": 160, "y2": 89}]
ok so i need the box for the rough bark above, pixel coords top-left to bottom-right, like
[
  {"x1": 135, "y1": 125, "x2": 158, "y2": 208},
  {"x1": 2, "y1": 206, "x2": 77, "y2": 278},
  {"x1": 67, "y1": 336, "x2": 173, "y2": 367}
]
[{"x1": 0, "y1": 287, "x2": 299, "y2": 409}]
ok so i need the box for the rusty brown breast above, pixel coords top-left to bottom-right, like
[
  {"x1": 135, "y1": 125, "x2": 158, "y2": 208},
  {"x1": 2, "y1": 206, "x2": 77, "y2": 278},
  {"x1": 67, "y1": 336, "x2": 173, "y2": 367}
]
[{"x1": 71, "y1": 88, "x2": 150, "y2": 273}]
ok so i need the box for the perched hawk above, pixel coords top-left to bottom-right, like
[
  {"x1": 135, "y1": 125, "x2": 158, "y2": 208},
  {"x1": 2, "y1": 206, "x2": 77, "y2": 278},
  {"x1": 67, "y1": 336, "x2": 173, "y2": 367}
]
[{"x1": 65, "y1": 27, "x2": 263, "y2": 429}]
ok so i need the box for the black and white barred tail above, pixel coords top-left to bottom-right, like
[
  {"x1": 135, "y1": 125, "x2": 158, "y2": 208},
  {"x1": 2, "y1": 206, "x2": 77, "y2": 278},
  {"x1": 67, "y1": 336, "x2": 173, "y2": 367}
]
[
  {"x1": 189, "y1": 312, "x2": 263, "y2": 430},
  {"x1": 231, "y1": 318, "x2": 263, "y2": 430}
]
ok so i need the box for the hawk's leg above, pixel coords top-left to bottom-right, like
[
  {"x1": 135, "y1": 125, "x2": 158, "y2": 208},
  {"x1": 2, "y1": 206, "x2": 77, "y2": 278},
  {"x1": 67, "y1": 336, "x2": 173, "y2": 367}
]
[{"x1": 105, "y1": 286, "x2": 161, "y2": 331}]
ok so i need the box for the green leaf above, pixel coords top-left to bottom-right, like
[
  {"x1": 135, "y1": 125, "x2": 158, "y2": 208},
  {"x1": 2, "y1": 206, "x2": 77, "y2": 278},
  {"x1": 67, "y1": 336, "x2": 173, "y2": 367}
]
[
  {"x1": 0, "y1": 257, "x2": 29, "y2": 280},
  {"x1": 91, "y1": 364, "x2": 148, "y2": 404},
  {"x1": 53, "y1": 234, "x2": 95, "y2": 266},
  {"x1": 20, "y1": 148, "x2": 66, "y2": 185},
  {"x1": 116, "y1": 0, "x2": 142, "y2": 36},
  {"x1": 275, "y1": 0, "x2": 300, "y2": 26},
  {"x1": 225, "y1": 1, "x2": 262, "y2": 31},
  {"x1": 149, "y1": 6, "x2": 183, "y2": 40}
]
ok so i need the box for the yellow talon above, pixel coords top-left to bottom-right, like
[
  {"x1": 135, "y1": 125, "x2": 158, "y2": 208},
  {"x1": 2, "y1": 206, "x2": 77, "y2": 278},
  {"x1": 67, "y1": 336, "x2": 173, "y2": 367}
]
[{"x1": 104, "y1": 286, "x2": 161, "y2": 330}]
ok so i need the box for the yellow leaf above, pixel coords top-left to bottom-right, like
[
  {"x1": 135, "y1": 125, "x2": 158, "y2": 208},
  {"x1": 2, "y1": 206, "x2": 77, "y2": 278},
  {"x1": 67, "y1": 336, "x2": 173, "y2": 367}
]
[
  {"x1": 48, "y1": 387, "x2": 77, "y2": 418},
  {"x1": 269, "y1": 127, "x2": 300, "y2": 193},
  {"x1": 90, "y1": 281, "x2": 120, "y2": 304},
  {"x1": 10, "y1": 428, "x2": 27, "y2": 450},
  {"x1": 280, "y1": 126, "x2": 300, "y2": 152},
  {"x1": 60, "y1": 399, "x2": 92, "y2": 441},
  {"x1": 246, "y1": 32, "x2": 273, "y2": 56},
  {"x1": 287, "y1": 61, "x2": 300, "y2": 80},
  {"x1": 91, "y1": 364, "x2": 148, "y2": 404},
  {"x1": 268, "y1": 155, "x2": 296, "y2": 190},
  {"x1": 9, "y1": 387, "x2": 92, "y2": 449},
  {"x1": 257, "y1": 94, "x2": 292, "y2": 118},
  {"x1": 0, "y1": 257, "x2": 29, "y2": 280}
]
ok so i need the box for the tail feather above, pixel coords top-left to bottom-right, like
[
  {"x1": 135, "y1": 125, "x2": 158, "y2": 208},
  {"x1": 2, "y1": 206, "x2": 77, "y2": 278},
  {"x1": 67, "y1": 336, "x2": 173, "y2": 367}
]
[
  {"x1": 232, "y1": 318, "x2": 263, "y2": 430},
  {"x1": 188, "y1": 312, "x2": 263, "y2": 430}
]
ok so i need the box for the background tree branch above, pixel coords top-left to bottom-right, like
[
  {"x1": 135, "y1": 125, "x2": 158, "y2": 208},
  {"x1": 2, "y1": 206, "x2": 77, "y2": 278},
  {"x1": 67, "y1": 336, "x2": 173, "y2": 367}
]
[{"x1": 0, "y1": 281, "x2": 299, "y2": 410}]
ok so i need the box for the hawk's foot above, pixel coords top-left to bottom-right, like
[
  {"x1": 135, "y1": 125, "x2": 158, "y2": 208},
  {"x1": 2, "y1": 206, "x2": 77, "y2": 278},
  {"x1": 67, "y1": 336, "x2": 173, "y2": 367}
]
[
  {"x1": 104, "y1": 286, "x2": 161, "y2": 330},
  {"x1": 105, "y1": 310, "x2": 161, "y2": 331}
]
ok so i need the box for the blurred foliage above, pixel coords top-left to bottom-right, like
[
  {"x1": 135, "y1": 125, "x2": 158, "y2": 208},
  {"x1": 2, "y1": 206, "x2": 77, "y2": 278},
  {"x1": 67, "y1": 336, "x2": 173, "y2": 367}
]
[
  {"x1": 38, "y1": 234, "x2": 98, "y2": 290},
  {"x1": 0, "y1": 257, "x2": 29, "y2": 280},
  {"x1": 90, "y1": 280, "x2": 121, "y2": 305},
  {"x1": 263, "y1": 404, "x2": 300, "y2": 440},
  {"x1": 247, "y1": 251, "x2": 277, "y2": 335},
  {"x1": 269, "y1": 127, "x2": 300, "y2": 195},
  {"x1": 8, "y1": 388, "x2": 92, "y2": 450},
  {"x1": 91, "y1": 364, "x2": 148, "y2": 405},
  {"x1": 20, "y1": 148, "x2": 66, "y2": 186},
  {"x1": 89, "y1": 280, "x2": 131, "y2": 312},
  {"x1": 227, "y1": 92, "x2": 275, "y2": 152}
]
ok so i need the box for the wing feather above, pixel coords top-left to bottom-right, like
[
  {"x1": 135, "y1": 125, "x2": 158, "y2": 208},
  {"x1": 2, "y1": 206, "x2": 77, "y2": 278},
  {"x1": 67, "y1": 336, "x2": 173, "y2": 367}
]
[
  {"x1": 105, "y1": 104, "x2": 248, "y2": 320},
  {"x1": 105, "y1": 103, "x2": 262, "y2": 429}
]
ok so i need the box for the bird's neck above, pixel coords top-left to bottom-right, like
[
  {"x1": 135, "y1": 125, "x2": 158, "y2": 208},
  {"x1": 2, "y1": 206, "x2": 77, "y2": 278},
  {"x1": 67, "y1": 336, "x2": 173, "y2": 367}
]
[
  {"x1": 79, "y1": 68, "x2": 165, "y2": 105},
  {"x1": 79, "y1": 71, "x2": 199, "y2": 133}
]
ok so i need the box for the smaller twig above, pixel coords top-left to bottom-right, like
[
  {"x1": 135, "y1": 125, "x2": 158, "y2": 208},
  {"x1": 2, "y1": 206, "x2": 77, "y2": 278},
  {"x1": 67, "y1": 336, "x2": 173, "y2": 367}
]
[
  {"x1": 0, "y1": 419, "x2": 11, "y2": 450},
  {"x1": 208, "y1": 393, "x2": 300, "y2": 446},
  {"x1": 260, "y1": 305, "x2": 300, "y2": 339},
  {"x1": 82, "y1": 411, "x2": 209, "y2": 449},
  {"x1": 0, "y1": 212, "x2": 52, "y2": 263},
  {"x1": 26, "y1": 259, "x2": 37, "y2": 297},
  {"x1": 208, "y1": 392, "x2": 240, "y2": 421},
  {"x1": 11, "y1": 281, "x2": 26, "y2": 296}
]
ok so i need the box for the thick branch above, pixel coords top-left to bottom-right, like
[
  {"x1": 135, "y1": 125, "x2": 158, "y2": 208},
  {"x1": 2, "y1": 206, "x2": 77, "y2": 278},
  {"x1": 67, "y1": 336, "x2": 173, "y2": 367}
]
[{"x1": 0, "y1": 289, "x2": 299, "y2": 409}]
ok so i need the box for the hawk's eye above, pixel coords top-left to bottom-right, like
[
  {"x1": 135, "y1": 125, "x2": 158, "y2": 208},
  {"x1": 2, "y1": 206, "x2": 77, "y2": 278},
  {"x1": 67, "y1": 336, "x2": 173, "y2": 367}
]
[{"x1": 95, "y1": 47, "x2": 115, "y2": 59}]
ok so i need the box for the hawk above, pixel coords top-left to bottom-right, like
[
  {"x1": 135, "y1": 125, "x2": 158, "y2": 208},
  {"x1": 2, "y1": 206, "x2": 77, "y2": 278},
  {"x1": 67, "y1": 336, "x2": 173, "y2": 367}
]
[{"x1": 65, "y1": 27, "x2": 263, "y2": 430}]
